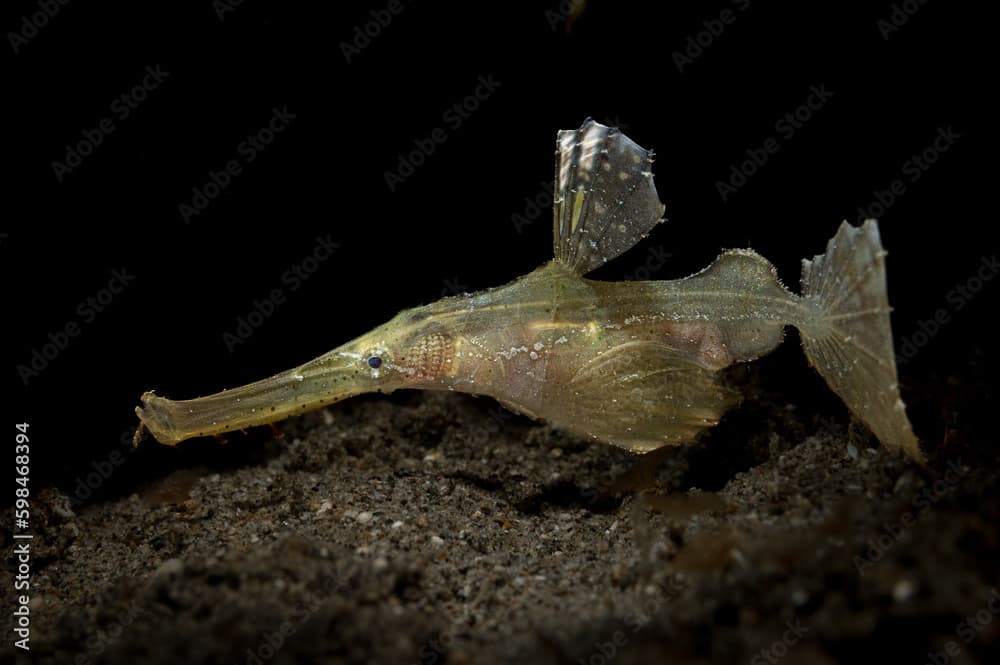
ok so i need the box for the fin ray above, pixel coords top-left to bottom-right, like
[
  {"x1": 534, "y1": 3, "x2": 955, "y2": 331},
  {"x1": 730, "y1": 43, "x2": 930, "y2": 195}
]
[
  {"x1": 799, "y1": 220, "x2": 923, "y2": 462},
  {"x1": 552, "y1": 119, "x2": 666, "y2": 275},
  {"x1": 543, "y1": 340, "x2": 738, "y2": 453}
]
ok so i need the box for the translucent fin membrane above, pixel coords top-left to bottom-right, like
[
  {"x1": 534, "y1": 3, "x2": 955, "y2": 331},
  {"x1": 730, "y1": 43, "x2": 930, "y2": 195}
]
[{"x1": 799, "y1": 220, "x2": 923, "y2": 462}]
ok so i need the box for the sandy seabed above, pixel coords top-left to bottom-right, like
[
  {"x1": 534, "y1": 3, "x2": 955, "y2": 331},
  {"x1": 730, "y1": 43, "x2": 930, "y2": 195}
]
[{"x1": 20, "y1": 358, "x2": 999, "y2": 665}]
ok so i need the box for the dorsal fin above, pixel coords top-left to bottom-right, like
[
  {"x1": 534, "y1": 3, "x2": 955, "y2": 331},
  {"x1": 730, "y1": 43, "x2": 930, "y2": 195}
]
[{"x1": 552, "y1": 118, "x2": 666, "y2": 275}]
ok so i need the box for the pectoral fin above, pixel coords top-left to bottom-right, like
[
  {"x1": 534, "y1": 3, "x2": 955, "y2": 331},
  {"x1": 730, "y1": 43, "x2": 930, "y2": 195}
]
[
  {"x1": 544, "y1": 340, "x2": 738, "y2": 453},
  {"x1": 552, "y1": 119, "x2": 666, "y2": 275}
]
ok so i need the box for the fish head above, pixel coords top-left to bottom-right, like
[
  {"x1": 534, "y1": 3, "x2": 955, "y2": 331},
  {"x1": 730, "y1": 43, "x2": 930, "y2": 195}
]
[{"x1": 315, "y1": 305, "x2": 459, "y2": 394}]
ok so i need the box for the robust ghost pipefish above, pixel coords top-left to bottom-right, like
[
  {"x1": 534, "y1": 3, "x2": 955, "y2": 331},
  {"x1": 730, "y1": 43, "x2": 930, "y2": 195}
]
[{"x1": 135, "y1": 119, "x2": 923, "y2": 462}]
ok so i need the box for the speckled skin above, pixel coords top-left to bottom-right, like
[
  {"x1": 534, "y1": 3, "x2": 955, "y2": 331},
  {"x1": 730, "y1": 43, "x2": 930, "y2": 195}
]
[{"x1": 136, "y1": 121, "x2": 921, "y2": 460}]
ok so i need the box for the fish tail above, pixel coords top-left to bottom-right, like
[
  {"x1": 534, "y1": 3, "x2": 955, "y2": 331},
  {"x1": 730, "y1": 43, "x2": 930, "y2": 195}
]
[{"x1": 797, "y1": 219, "x2": 923, "y2": 462}]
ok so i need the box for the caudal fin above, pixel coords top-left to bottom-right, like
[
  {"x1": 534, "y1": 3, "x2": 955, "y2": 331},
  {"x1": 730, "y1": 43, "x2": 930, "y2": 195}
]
[{"x1": 799, "y1": 220, "x2": 923, "y2": 462}]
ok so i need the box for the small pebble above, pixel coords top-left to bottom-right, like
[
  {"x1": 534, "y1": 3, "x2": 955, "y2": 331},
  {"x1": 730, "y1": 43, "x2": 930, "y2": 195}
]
[
  {"x1": 893, "y1": 579, "x2": 917, "y2": 602},
  {"x1": 154, "y1": 558, "x2": 184, "y2": 577}
]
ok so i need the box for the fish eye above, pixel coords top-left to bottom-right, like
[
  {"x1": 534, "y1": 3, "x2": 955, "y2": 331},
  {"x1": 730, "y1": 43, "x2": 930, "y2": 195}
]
[{"x1": 367, "y1": 356, "x2": 382, "y2": 369}]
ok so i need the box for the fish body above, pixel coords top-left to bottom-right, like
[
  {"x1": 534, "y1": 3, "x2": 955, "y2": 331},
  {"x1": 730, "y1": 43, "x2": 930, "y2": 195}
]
[{"x1": 136, "y1": 119, "x2": 922, "y2": 461}]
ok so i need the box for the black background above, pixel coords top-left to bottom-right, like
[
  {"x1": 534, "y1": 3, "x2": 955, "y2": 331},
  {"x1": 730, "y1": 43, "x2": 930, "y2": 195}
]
[{"x1": 7, "y1": 1, "x2": 990, "y2": 496}]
